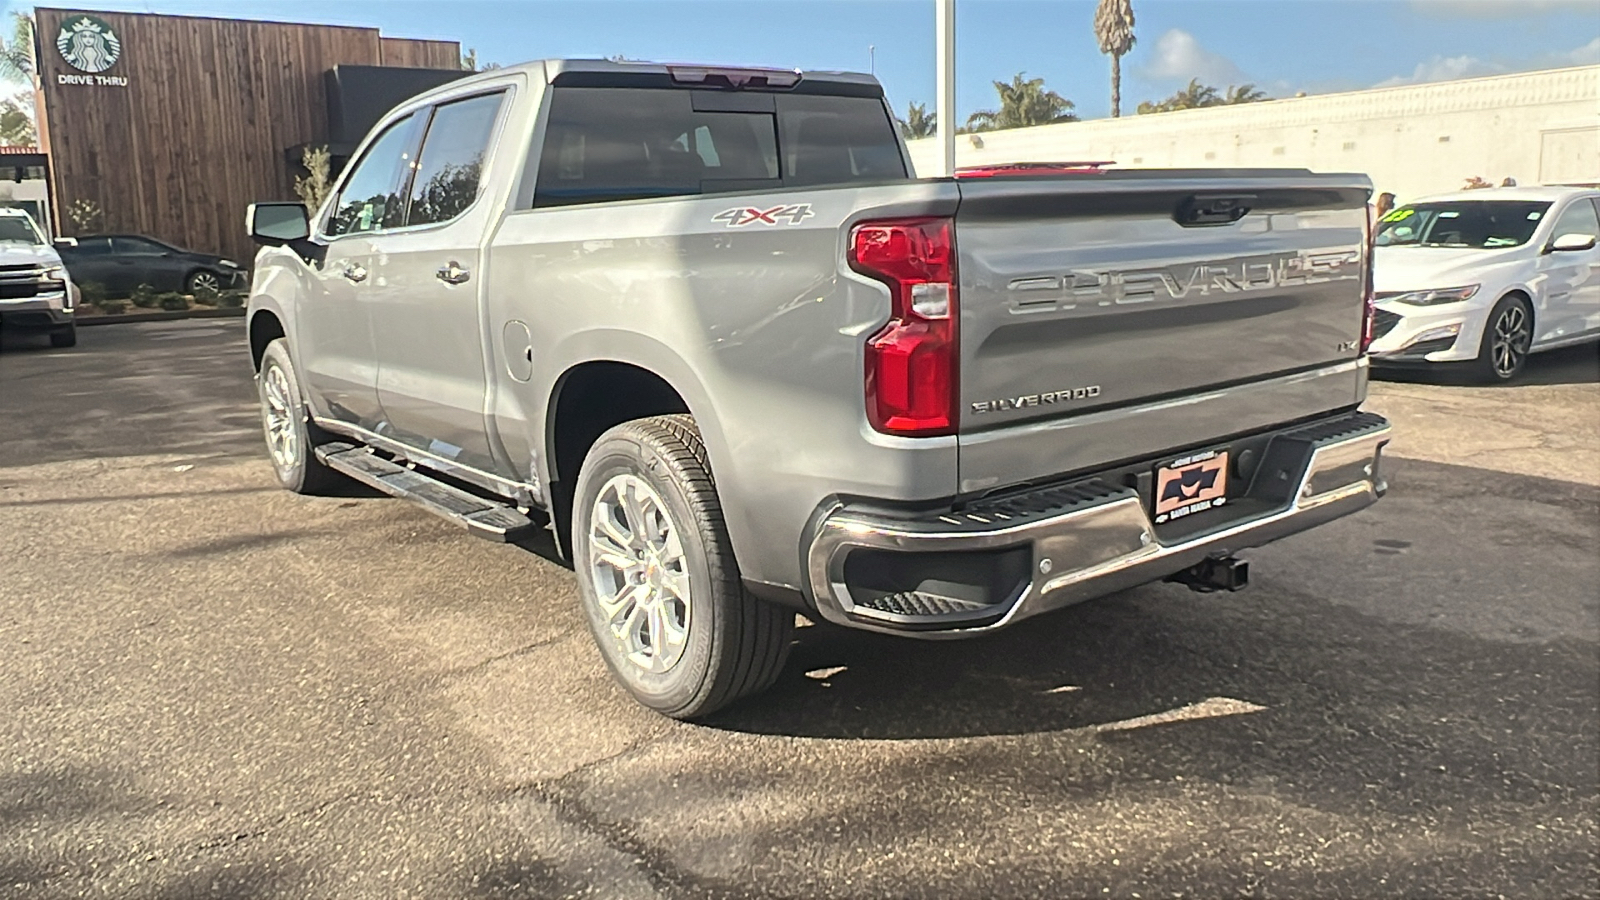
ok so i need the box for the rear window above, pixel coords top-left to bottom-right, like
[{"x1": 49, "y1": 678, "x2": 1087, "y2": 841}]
[{"x1": 531, "y1": 87, "x2": 904, "y2": 208}]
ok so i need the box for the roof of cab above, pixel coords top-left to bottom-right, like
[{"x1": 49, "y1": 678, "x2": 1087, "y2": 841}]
[
  {"x1": 410, "y1": 58, "x2": 882, "y2": 102},
  {"x1": 1406, "y1": 185, "x2": 1600, "y2": 205}
]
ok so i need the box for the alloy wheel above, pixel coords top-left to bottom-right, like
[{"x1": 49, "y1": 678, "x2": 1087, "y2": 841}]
[
  {"x1": 1490, "y1": 303, "x2": 1530, "y2": 378},
  {"x1": 587, "y1": 473, "x2": 692, "y2": 675},
  {"x1": 261, "y1": 362, "x2": 300, "y2": 470},
  {"x1": 191, "y1": 272, "x2": 221, "y2": 293}
]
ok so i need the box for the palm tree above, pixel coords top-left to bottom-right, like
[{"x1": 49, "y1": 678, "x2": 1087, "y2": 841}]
[
  {"x1": 1136, "y1": 78, "x2": 1223, "y2": 114},
  {"x1": 965, "y1": 73, "x2": 1077, "y2": 133},
  {"x1": 0, "y1": 12, "x2": 35, "y2": 84},
  {"x1": 1225, "y1": 83, "x2": 1268, "y2": 104},
  {"x1": 1093, "y1": 0, "x2": 1136, "y2": 118},
  {"x1": 900, "y1": 101, "x2": 937, "y2": 139}
]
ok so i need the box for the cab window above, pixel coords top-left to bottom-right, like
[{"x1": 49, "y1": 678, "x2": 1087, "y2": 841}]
[
  {"x1": 325, "y1": 114, "x2": 419, "y2": 238},
  {"x1": 405, "y1": 92, "x2": 505, "y2": 227}
]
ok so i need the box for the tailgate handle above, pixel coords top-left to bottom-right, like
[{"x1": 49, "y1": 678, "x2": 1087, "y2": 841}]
[{"x1": 1176, "y1": 193, "x2": 1255, "y2": 227}]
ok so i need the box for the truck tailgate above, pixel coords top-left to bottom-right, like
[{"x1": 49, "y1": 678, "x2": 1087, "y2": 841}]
[{"x1": 954, "y1": 172, "x2": 1371, "y2": 493}]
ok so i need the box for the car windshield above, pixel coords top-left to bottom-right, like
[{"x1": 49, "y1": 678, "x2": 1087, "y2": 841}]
[
  {"x1": 1375, "y1": 200, "x2": 1551, "y2": 249},
  {"x1": 0, "y1": 215, "x2": 44, "y2": 245}
]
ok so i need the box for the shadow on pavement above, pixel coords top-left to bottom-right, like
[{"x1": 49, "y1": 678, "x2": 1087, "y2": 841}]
[{"x1": 1374, "y1": 341, "x2": 1599, "y2": 387}]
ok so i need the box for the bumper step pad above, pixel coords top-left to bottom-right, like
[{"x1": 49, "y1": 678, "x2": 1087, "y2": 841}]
[
  {"x1": 313, "y1": 442, "x2": 534, "y2": 542},
  {"x1": 854, "y1": 591, "x2": 994, "y2": 618}
]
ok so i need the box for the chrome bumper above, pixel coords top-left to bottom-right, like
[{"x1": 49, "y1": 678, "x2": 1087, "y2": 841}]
[{"x1": 805, "y1": 412, "x2": 1391, "y2": 638}]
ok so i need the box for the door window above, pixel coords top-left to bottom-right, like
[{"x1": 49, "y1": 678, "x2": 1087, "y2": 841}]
[
  {"x1": 405, "y1": 93, "x2": 505, "y2": 227},
  {"x1": 325, "y1": 114, "x2": 419, "y2": 238},
  {"x1": 1549, "y1": 198, "x2": 1600, "y2": 246},
  {"x1": 70, "y1": 237, "x2": 112, "y2": 255},
  {"x1": 111, "y1": 237, "x2": 166, "y2": 255}
]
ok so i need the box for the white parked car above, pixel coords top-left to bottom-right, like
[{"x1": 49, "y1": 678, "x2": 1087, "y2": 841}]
[{"x1": 1370, "y1": 186, "x2": 1600, "y2": 381}]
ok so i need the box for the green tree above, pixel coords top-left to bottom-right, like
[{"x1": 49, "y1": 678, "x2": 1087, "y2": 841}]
[
  {"x1": 1093, "y1": 0, "x2": 1136, "y2": 118},
  {"x1": 293, "y1": 145, "x2": 333, "y2": 212},
  {"x1": 899, "y1": 101, "x2": 936, "y2": 139},
  {"x1": 0, "y1": 98, "x2": 34, "y2": 145},
  {"x1": 1139, "y1": 79, "x2": 1270, "y2": 114},
  {"x1": 964, "y1": 73, "x2": 1077, "y2": 133},
  {"x1": 461, "y1": 48, "x2": 478, "y2": 71},
  {"x1": 0, "y1": 12, "x2": 34, "y2": 84},
  {"x1": 1225, "y1": 83, "x2": 1268, "y2": 104}
]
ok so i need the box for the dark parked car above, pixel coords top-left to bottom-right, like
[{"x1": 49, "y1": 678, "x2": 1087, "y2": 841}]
[{"x1": 58, "y1": 235, "x2": 246, "y2": 296}]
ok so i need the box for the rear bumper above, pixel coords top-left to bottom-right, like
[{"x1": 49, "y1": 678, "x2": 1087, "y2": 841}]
[{"x1": 804, "y1": 411, "x2": 1390, "y2": 638}]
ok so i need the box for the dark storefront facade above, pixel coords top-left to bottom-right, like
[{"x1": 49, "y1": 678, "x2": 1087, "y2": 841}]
[{"x1": 33, "y1": 8, "x2": 466, "y2": 266}]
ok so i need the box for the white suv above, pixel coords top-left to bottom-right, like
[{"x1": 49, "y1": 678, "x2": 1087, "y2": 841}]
[
  {"x1": 0, "y1": 208, "x2": 78, "y2": 348},
  {"x1": 1370, "y1": 186, "x2": 1600, "y2": 381}
]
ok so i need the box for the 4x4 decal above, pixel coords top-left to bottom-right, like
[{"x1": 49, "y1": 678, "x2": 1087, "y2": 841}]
[{"x1": 712, "y1": 204, "x2": 814, "y2": 227}]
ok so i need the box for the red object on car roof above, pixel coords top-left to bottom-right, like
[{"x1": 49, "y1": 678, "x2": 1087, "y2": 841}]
[{"x1": 953, "y1": 162, "x2": 1114, "y2": 178}]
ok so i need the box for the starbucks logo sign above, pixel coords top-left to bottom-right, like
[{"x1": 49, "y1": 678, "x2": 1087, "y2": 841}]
[{"x1": 57, "y1": 15, "x2": 122, "y2": 74}]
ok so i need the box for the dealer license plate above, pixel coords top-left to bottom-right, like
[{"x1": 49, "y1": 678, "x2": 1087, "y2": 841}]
[{"x1": 1153, "y1": 449, "x2": 1229, "y2": 525}]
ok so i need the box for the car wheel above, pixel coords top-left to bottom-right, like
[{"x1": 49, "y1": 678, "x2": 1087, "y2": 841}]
[
  {"x1": 1473, "y1": 294, "x2": 1532, "y2": 383},
  {"x1": 49, "y1": 325, "x2": 76, "y2": 348},
  {"x1": 185, "y1": 270, "x2": 222, "y2": 295},
  {"x1": 572, "y1": 414, "x2": 793, "y2": 719},
  {"x1": 257, "y1": 338, "x2": 342, "y2": 494}
]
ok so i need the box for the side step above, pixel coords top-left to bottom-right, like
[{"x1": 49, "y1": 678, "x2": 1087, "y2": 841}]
[{"x1": 314, "y1": 442, "x2": 534, "y2": 542}]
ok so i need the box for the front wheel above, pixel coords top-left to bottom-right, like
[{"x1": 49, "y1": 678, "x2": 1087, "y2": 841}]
[
  {"x1": 572, "y1": 414, "x2": 793, "y2": 719},
  {"x1": 49, "y1": 324, "x2": 76, "y2": 348},
  {"x1": 1472, "y1": 294, "x2": 1533, "y2": 383},
  {"x1": 257, "y1": 338, "x2": 342, "y2": 494},
  {"x1": 186, "y1": 270, "x2": 222, "y2": 295}
]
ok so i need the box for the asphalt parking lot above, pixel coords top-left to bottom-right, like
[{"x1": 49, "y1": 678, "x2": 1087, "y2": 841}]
[{"x1": 1, "y1": 321, "x2": 1596, "y2": 899}]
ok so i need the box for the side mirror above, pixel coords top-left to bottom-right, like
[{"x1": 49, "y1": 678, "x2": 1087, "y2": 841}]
[
  {"x1": 53, "y1": 237, "x2": 77, "y2": 248},
  {"x1": 1550, "y1": 232, "x2": 1597, "y2": 253},
  {"x1": 248, "y1": 202, "x2": 310, "y2": 246}
]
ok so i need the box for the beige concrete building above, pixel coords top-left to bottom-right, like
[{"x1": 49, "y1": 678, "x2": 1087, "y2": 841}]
[{"x1": 908, "y1": 65, "x2": 1599, "y2": 203}]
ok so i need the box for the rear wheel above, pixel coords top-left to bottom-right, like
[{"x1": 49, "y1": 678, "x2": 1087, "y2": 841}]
[
  {"x1": 49, "y1": 325, "x2": 76, "y2": 348},
  {"x1": 257, "y1": 338, "x2": 342, "y2": 494},
  {"x1": 1473, "y1": 294, "x2": 1532, "y2": 383},
  {"x1": 572, "y1": 414, "x2": 793, "y2": 719}
]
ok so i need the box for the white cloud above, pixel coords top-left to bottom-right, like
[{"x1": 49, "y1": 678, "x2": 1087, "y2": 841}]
[
  {"x1": 1563, "y1": 36, "x2": 1600, "y2": 66},
  {"x1": 1375, "y1": 36, "x2": 1600, "y2": 88},
  {"x1": 1138, "y1": 29, "x2": 1246, "y2": 87}
]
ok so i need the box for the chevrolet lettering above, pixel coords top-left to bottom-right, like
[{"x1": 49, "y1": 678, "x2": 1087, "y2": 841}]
[
  {"x1": 1008, "y1": 250, "x2": 1361, "y2": 310},
  {"x1": 245, "y1": 59, "x2": 1390, "y2": 719}
]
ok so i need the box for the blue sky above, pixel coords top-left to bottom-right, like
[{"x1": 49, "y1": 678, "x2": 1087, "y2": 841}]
[{"x1": 11, "y1": 0, "x2": 1599, "y2": 120}]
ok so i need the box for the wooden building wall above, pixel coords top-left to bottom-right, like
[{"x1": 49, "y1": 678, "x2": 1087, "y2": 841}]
[{"x1": 35, "y1": 9, "x2": 460, "y2": 268}]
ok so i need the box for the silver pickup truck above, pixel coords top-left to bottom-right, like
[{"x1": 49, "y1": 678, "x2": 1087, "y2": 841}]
[{"x1": 245, "y1": 59, "x2": 1391, "y2": 718}]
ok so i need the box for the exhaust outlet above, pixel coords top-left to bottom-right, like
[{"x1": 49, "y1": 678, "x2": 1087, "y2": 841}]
[{"x1": 1167, "y1": 555, "x2": 1249, "y2": 593}]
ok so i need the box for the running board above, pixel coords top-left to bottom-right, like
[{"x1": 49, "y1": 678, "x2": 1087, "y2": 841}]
[{"x1": 313, "y1": 442, "x2": 535, "y2": 542}]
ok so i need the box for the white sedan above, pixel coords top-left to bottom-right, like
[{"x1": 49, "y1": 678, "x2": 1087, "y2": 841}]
[{"x1": 1370, "y1": 186, "x2": 1600, "y2": 381}]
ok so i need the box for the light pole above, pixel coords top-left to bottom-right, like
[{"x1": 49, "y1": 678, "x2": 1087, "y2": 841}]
[{"x1": 935, "y1": 0, "x2": 955, "y2": 177}]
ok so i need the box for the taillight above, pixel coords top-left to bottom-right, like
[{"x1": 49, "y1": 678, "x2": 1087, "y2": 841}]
[{"x1": 849, "y1": 218, "x2": 958, "y2": 436}]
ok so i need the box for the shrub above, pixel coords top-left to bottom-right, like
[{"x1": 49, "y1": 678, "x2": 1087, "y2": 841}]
[
  {"x1": 157, "y1": 292, "x2": 189, "y2": 311},
  {"x1": 191, "y1": 290, "x2": 219, "y2": 307},
  {"x1": 77, "y1": 281, "x2": 107, "y2": 306},
  {"x1": 94, "y1": 297, "x2": 129, "y2": 315},
  {"x1": 130, "y1": 283, "x2": 158, "y2": 308},
  {"x1": 217, "y1": 290, "x2": 246, "y2": 309}
]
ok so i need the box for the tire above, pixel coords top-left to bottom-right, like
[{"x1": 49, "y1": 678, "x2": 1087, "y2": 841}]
[
  {"x1": 257, "y1": 338, "x2": 343, "y2": 494},
  {"x1": 572, "y1": 414, "x2": 793, "y2": 719},
  {"x1": 1472, "y1": 294, "x2": 1533, "y2": 383},
  {"x1": 185, "y1": 270, "x2": 222, "y2": 295},
  {"x1": 49, "y1": 325, "x2": 76, "y2": 348}
]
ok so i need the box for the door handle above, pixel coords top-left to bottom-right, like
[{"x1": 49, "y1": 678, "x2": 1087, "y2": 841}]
[
  {"x1": 436, "y1": 261, "x2": 471, "y2": 285},
  {"x1": 341, "y1": 263, "x2": 368, "y2": 283}
]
